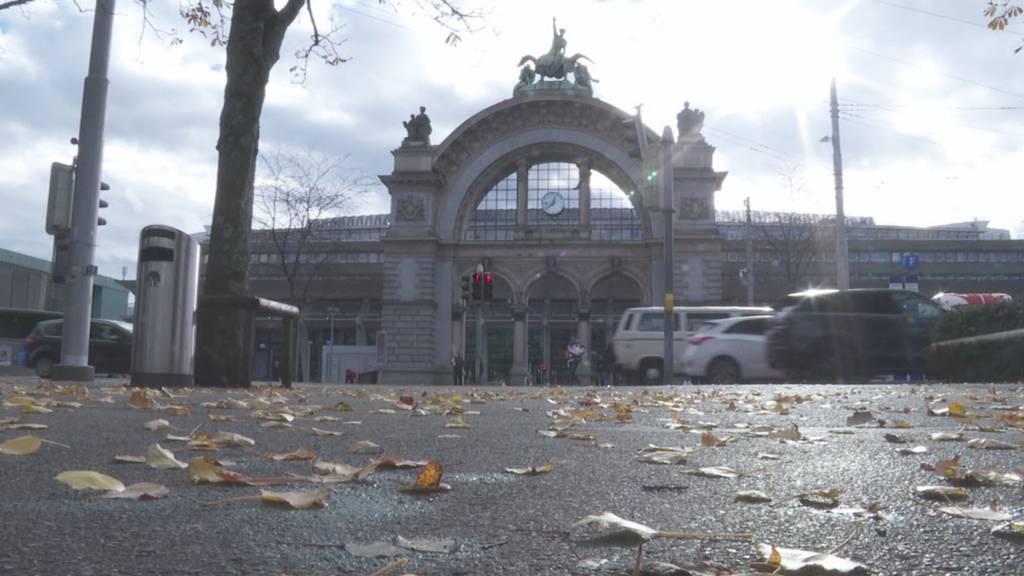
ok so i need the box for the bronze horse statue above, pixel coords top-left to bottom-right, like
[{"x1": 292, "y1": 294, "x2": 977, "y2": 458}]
[{"x1": 517, "y1": 52, "x2": 592, "y2": 81}]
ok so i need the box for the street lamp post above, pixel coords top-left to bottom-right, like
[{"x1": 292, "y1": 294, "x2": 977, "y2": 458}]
[
  {"x1": 661, "y1": 126, "x2": 675, "y2": 386},
  {"x1": 326, "y1": 307, "x2": 338, "y2": 383},
  {"x1": 829, "y1": 77, "x2": 850, "y2": 290}
]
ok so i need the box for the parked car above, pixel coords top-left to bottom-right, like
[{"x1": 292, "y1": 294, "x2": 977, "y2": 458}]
[
  {"x1": 612, "y1": 305, "x2": 773, "y2": 384},
  {"x1": 682, "y1": 315, "x2": 782, "y2": 384},
  {"x1": 24, "y1": 319, "x2": 133, "y2": 378},
  {"x1": 767, "y1": 288, "x2": 942, "y2": 382}
]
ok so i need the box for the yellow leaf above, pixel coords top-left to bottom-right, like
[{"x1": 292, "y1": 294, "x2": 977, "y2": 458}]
[
  {"x1": 55, "y1": 470, "x2": 126, "y2": 492},
  {"x1": 895, "y1": 421, "x2": 913, "y2": 429},
  {"x1": 128, "y1": 390, "x2": 156, "y2": 410},
  {"x1": 400, "y1": 461, "x2": 452, "y2": 493},
  {"x1": 105, "y1": 482, "x2": 170, "y2": 500},
  {"x1": 768, "y1": 544, "x2": 782, "y2": 566},
  {"x1": 948, "y1": 402, "x2": 967, "y2": 417},
  {"x1": 0, "y1": 435, "x2": 43, "y2": 455}
]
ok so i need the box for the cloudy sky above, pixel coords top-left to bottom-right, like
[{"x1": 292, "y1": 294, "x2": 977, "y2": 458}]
[{"x1": 1, "y1": 0, "x2": 1022, "y2": 281}]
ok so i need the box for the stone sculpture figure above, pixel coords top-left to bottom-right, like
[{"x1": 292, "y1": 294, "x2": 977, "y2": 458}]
[
  {"x1": 676, "y1": 101, "x2": 705, "y2": 138},
  {"x1": 402, "y1": 106, "x2": 432, "y2": 145},
  {"x1": 514, "y1": 64, "x2": 537, "y2": 93},
  {"x1": 517, "y1": 18, "x2": 591, "y2": 81},
  {"x1": 573, "y1": 62, "x2": 597, "y2": 92}
]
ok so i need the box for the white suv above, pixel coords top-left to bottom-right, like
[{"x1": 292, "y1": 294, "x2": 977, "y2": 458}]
[{"x1": 611, "y1": 306, "x2": 773, "y2": 384}]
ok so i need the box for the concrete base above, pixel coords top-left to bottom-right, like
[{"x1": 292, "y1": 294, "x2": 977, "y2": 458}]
[
  {"x1": 51, "y1": 364, "x2": 95, "y2": 382},
  {"x1": 131, "y1": 372, "x2": 194, "y2": 388}
]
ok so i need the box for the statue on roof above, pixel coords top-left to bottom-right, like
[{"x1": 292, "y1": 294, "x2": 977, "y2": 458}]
[
  {"x1": 402, "y1": 106, "x2": 432, "y2": 146},
  {"x1": 676, "y1": 101, "x2": 705, "y2": 139},
  {"x1": 515, "y1": 18, "x2": 595, "y2": 97}
]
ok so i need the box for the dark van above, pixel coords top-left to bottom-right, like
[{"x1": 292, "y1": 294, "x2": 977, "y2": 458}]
[{"x1": 767, "y1": 289, "x2": 942, "y2": 381}]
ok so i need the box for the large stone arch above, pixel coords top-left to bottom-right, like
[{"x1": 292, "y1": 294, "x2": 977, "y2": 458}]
[{"x1": 432, "y1": 94, "x2": 658, "y2": 242}]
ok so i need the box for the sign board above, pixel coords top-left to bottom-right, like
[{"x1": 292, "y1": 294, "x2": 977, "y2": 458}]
[
  {"x1": 904, "y1": 275, "x2": 919, "y2": 293},
  {"x1": 902, "y1": 254, "x2": 919, "y2": 270},
  {"x1": 889, "y1": 276, "x2": 903, "y2": 290}
]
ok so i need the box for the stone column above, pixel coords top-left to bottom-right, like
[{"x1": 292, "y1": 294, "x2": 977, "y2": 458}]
[
  {"x1": 509, "y1": 304, "x2": 528, "y2": 385},
  {"x1": 577, "y1": 158, "x2": 592, "y2": 235},
  {"x1": 451, "y1": 305, "x2": 465, "y2": 358},
  {"x1": 516, "y1": 159, "x2": 529, "y2": 235}
]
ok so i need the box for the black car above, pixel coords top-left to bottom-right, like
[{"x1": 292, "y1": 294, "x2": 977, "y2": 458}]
[
  {"x1": 24, "y1": 319, "x2": 133, "y2": 378},
  {"x1": 767, "y1": 288, "x2": 942, "y2": 381}
]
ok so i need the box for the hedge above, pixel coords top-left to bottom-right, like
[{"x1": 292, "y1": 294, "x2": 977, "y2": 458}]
[{"x1": 928, "y1": 301, "x2": 1024, "y2": 382}]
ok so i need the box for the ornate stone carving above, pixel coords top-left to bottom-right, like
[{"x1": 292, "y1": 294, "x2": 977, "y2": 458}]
[
  {"x1": 396, "y1": 197, "x2": 426, "y2": 222},
  {"x1": 679, "y1": 197, "x2": 710, "y2": 220}
]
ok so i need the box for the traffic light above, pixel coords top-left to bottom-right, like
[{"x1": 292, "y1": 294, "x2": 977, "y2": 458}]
[
  {"x1": 483, "y1": 273, "x2": 494, "y2": 301},
  {"x1": 460, "y1": 275, "x2": 471, "y2": 303},
  {"x1": 472, "y1": 272, "x2": 482, "y2": 300},
  {"x1": 97, "y1": 181, "x2": 109, "y2": 226}
]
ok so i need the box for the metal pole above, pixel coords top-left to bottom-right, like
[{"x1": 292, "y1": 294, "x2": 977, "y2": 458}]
[
  {"x1": 745, "y1": 197, "x2": 754, "y2": 305},
  {"x1": 830, "y1": 78, "x2": 850, "y2": 290},
  {"x1": 54, "y1": 0, "x2": 116, "y2": 382},
  {"x1": 474, "y1": 263, "x2": 484, "y2": 385},
  {"x1": 661, "y1": 126, "x2": 675, "y2": 386},
  {"x1": 328, "y1": 312, "x2": 334, "y2": 383}
]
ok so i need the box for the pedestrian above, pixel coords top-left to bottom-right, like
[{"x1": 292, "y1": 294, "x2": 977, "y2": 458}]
[
  {"x1": 566, "y1": 338, "x2": 587, "y2": 386},
  {"x1": 344, "y1": 368, "x2": 357, "y2": 384},
  {"x1": 451, "y1": 352, "x2": 464, "y2": 386}
]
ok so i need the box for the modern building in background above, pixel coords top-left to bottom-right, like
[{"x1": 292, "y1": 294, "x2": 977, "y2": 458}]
[{"x1": 0, "y1": 247, "x2": 130, "y2": 318}]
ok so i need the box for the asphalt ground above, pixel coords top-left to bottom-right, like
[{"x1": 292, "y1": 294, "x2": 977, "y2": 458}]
[{"x1": 1, "y1": 379, "x2": 1022, "y2": 576}]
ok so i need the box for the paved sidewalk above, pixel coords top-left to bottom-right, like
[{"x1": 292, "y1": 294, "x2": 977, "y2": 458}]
[{"x1": 1, "y1": 379, "x2": 1022, "y2": 575}]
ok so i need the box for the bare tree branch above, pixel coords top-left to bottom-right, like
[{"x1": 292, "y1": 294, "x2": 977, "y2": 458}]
[{"x1": 0, "y1": 0, "x2": 36, "y2": 11}]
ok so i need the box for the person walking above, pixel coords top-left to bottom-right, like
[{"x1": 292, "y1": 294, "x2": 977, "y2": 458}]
[{"x1": 566, "y1": 338, "x2": 587, "y2": 386}]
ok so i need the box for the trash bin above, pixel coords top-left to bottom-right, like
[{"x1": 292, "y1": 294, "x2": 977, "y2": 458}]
[{"x1": 131, "y1": 225, "x2": 200, "y2": 387}]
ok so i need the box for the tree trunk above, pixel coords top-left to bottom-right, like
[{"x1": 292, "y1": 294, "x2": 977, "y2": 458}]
[{"x1": 196, "y1": 1, "x2": 301, "y2": 387}]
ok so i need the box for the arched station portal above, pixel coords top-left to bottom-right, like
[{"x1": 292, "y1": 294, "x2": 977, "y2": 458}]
[{"x1": 381, "y1": 91, "x2": 726, "y2": 385}]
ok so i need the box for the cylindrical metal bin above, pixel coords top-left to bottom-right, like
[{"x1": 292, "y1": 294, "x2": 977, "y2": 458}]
[{"x1": 131, "y1": 225, "x2": 200, "y2": 387}]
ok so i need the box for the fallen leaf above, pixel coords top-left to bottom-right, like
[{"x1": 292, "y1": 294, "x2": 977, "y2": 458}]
[
  {"x1": 991, "y1": 521, "x2": 1024, "y2": 543},
  {"x1": 505, "y1": 464, "x2": 554, "y2": 476},
  {"x1": 188, "y1": 457, "x2": 250, "y2": 485},
  {"x1": 349, "y1": 440, "x2": 383, "y2": 455},
  {"x1": 143, "y1": 418, "x2": 171, "y2": 431},
  {"x1": 938, "y1": 506, "x2": 1012, "y2": 522},
  {"x1": 846, "y1": 410, "x2": 875, "y2": 426},
  {"x1": 209, "y1": 431, "x2": 256, "y2": 448},
  {"x1": 0, "y1": 422, "x2": 48, "y2": 431},
  {"x1": 373, "y1": 456, "x2": 429, "y2": 469},
  {"x1": 258, "y1": 488, "x2": 332, "y2": 509},
  {"x1": 689, "y1": 466, "x2": 741, "y2": 479},
  {"x1": 913, "y1": 485, "x2": 969, "y2": 501},
  {"x1": 399, "y1": 461, "x2": 451, "y2": 493},
  {"x1": 967, "y1": 438, "x2": 1016, "y2": 450},
  {"x1": 735, "y1": 490, "x2": 772, "y2": 503},
  {"x1": 104, "y1": 482, "x2": 169, "y2": 500},
  {"x1": 345, "y1": 541, "x2": 405, "y2": 558},
  {"x1": 896, "y1": 445, "x2": 929, "y2": 455},
  {"x1": 572, "y1": 512, "x2": 659, "y2": 544},
  {"x1": 113, "y1": 454, "x2": 147, "y2": 464},
  {"x1": 147, "y1": 443, "x2": 187, "y2": 470},
  {"x1": 755, "y1": 543, "x2": 869, "y2": 575},
  {"x1": 332, "y1": 401, "x2": 353, "y2": 411},
  {"x1": 310, "y1": 427, "x2": 344, "y2": 437},
  {"x1": 444, "y1": 415, "x2": 473, "y2": 429},
  {"x1": 0, "y1": 435, "x2": 43, "y2": 455},
  {"x1": 395, "y1": 535, "x2": 458, "y2": 554},
  {"x1": 266, "y1": 447, "x2": 317, "y2": 462},
  {"x1": 55, "y1": 470, "x2": 126, "y2": 492},
  {"x1": 930, "y1": 432, "x2": 963, "y2": 442},
  {"x1": 128, "y1": 390, "x2": 157, "y2": 410}
]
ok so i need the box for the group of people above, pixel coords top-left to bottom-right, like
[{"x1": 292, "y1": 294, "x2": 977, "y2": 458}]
[{"x1": 451, "y1": 338, "x2": 621, "y2": 386}]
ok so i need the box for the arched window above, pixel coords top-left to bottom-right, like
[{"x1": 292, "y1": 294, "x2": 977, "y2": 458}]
[{"x1": 465, "y1": 161, "x2": 642, "y2": 241}]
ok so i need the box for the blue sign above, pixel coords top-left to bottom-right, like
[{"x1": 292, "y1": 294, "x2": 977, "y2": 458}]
[{"x1": 902, "y1": 254, "x2": 920, "y2": 270}]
